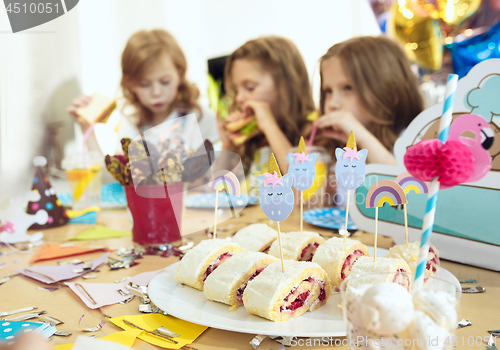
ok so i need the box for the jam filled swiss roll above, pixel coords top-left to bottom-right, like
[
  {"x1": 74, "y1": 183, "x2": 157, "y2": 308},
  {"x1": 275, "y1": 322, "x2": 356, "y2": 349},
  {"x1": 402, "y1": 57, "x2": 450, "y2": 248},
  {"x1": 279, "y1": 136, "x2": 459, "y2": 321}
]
[
  {"x1": 385, "y1": 241, "x2": 440, "y2": 280},
  {"x1": 243, "y1": 260, "x2": 331, "y2": 322},
  {"x1": 312, "y1": 237, "x2": 370, "y2": 289},
  {"x1": 348, "y1": 256, "x2": 412, "y2": 291},
  {"x1": 268, "y1": 231, "x2": 324, "y2": 261},
  {"x1": 175, "y1": 239, "x2": 244, "y2": 290},
  {"x1": 203, "y1": 251, "x2": 277, "y2": 310},
  {"x1": 231, "y1": 223, "x2": 278, "y2": 253}
]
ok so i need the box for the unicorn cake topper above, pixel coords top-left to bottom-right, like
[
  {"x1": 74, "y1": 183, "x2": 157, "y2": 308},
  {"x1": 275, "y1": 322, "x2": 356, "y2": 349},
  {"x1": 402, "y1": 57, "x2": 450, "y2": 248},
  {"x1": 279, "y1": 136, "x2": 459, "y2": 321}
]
[
  {"x1": 287, "y1": 136, "x2": 317, "y2": 192},
  {"x1": 335, "y1": 131, "x2": 368, "y2": 191},
  {"x1": 257, "y1": 154, "x2": 294, "y2": 222}
]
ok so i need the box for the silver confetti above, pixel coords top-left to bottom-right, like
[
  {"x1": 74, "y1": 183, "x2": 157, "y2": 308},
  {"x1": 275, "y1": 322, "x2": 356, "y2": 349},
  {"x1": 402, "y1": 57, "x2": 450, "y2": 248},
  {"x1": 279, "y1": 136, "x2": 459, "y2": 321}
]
[
  {"x1": 128, "y1": 282, "x2": 139, "y2": 289},
  {"x1": 83, "y1": 260, "x2": 93, "y2": 271},
  {"x1": 140, "y1": 296, "x2": 150, "y2": 304},
  {"x1": 82, "y1": 321, "x2": 104, "y2": 332},
  {"x1": 118, "y1": 288, "x2": 129, "y2": 296},
  {"x1": 69, "y1": 259, "x2": 84, "y2": 265},
  {"x1": 119, "y1": 296, "x2": 135, "y2": 304},
  {"x1": 83, "y1": 274, "x2": 97, "y2": 279},
  {"x1": 72, "y1": 268, "x2": 84, "y2": 274},
  {"x1": 459, "y1": 279, "x2": 477, "y2": 283},
  {"x1": 5, "y1": 311, "x2": 46, "y2": 321},
  {"x1": 140, "y1": 286, "x2": 148, "y2": 295},
  {"x1": 139, "y1": 304, "x2": 152, "y2": 313},
  {"x1": 37, "y1": 286, "x2": 59, "y2": 292},
  {"x1": 178, "y1": 241, "x2": 194, "y2": 252},
  {"x1": 462, "y1": 286, "x2": 486, "y2": 293},
  {"x1": 0, "y1": 306, "x2": 37, "y2": 317},
  {"x1": 0, "y1": 276, "x2": 11, "y2": 286},
  {"x1": 269, "y1": 336, "x2": 293, "y2": 346},
  {"x1": 155, "y1": 326, "x2": 180, "y2": 338},
  {"x1": 457, "y1": 319, "x2": 472, "y2": 328},
  {"x1": 115, "y1": 277, "x2": 130, "y2": 283},
  {"x1": 54, "y1": 330, "x2": 72, "y2": 337},
  {"x1": 250, "y1": 335, "x2": 267, "y2": 349},
  {"x1": 40, "y1": 316, "x2": 63, "y2": 326}
]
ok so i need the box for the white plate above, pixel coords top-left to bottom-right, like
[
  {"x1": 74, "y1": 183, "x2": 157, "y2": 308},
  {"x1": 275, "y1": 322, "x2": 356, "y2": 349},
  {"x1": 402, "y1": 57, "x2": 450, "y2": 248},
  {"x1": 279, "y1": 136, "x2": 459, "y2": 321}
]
[{"x1": 148, "y1": 247, "x2": 460, "y2": 337}]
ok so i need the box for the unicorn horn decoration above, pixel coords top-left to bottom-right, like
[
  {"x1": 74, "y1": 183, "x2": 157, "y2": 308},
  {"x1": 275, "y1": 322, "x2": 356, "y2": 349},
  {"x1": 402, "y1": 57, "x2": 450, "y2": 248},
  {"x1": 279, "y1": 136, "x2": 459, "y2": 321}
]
[
  {"x1": 287, "y1": 136, "x2": 318, "y2": 231},
  {"x1": 257, "y1": 153, "x2": 294, "y2": 272},
  {"x1": 335, "y1": 131, "x2": 367, "y2": 241}
]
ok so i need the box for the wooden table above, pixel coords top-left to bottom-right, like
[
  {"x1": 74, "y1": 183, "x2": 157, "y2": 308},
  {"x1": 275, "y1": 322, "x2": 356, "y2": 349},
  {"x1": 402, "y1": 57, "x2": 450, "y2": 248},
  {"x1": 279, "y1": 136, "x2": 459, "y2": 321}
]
[{"x1": 0, "y1": 206, "x2": 498, "y2": 349}]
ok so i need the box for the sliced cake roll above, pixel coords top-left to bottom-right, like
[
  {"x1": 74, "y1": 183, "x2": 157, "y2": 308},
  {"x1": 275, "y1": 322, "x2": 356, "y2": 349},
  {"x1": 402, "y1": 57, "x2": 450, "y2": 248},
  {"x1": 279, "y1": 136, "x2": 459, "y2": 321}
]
[
  {"x1": 232, "y1": 223, "x2": 278, "y2": 253},
  {"x1": 385, "y1": 241, "x2": 440, "y2": 278},
  {"x1": 269, "y1": 231, "x2": 324, "y2": 261},
  {"x1": 243, "y1": 260, "x2": 331, "y2": 322},
  {"x1": 312, "y1": 237, "x2": 370, "y2": 289},
  {"x1": 348, "y1": 256, "x2": 412, "y2": 291},
  {"x1": 175, "y1": 239, "x2": 244, "y2": 290},
  {"x1": 203, "y1": 251, "x2": 277, "y2": 310}
]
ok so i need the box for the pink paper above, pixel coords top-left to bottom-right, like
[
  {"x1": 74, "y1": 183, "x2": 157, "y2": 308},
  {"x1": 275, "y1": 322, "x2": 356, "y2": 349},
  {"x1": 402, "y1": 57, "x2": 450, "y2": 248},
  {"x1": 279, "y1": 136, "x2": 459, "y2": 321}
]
[
  {"x1": 65, "y1": 269, "x2": 163, "y2": 309},
  {"x1": 17, "y1": 252, "x2": 109, "y2": 284}
]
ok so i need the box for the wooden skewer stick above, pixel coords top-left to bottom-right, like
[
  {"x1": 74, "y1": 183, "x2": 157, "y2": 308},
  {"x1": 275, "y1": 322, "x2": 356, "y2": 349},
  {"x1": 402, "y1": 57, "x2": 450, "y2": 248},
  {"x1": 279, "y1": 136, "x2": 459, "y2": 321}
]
[
  {"x1": 277, "y1": 222, "x2": 285, "y2": 273},
  {"x1": 404, "y1": 203, "x2": 409, "y2": 246},
  {"x1": 213, "y1": 189, "x2": 219, "y2": 239},
  {"x1": 300, "y1": 191, "x2": 303, "y2": 232},
  {"x1": 374, "y1": 207, "x2": 378, "y2": 261},
  {"x1": 344, "y1": 189, "x2": 350, "y2": 242}
]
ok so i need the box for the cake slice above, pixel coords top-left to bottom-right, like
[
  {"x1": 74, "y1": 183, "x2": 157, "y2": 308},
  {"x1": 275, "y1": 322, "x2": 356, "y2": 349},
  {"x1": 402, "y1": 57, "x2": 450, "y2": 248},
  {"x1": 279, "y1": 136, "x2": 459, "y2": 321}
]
[
  {"x1": 312, "y1": 237, "x2": 370, "y2": 289},
  {"x1": 385, "y1": 241, "x2": 440, "y2": 279},
  {"x1": 203, "y1": 251, "x2": 277, "y2": 310},
  {"x1": 243, "y1": 260, "x2": 331, "y2": 322},
  {"x1": 175, "y1": 239, "x2": 244, "y2": 290},
  {"x1": 268, "y1": 231, "x2": 324, "y2": 261},
  {"x1": 232, "y1": 223, "x2": 278, "y2": 253},
  {"x1": 348, "y1": 256, "x2": 412, "y2": 291}
]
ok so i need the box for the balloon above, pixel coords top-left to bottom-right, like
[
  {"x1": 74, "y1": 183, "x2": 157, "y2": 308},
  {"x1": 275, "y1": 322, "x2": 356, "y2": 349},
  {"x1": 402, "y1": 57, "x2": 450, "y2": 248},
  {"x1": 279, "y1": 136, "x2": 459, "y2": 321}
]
[
  {"x1": 436, "y1": 0, "x2": 482, "y2": 26},
  {"x1": 446, "y1": 21, "x2": 500, "y2": 77},
  {"x1": 389, "y1": 0, "x2": 443, "y2": 70}
]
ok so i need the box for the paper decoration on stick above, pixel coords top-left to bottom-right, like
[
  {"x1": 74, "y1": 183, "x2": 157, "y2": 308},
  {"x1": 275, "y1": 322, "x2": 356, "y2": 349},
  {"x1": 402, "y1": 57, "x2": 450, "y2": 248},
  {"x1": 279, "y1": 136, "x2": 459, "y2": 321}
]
[
  {"x1": 287, "y1": 136, "x2": 318, "y2": 231},
  {"x1": 366, "y1": 180, "x2": 407, "y2": 260},
  {"x1": 0, "y1": 191, "x2": 48, "y2": 244},
  {"x1": 335, "y1": 131, "x2": 367, "y2": 240},
  {"x1": 209, "y1": 170, "x2": 241, "y2": 239},
  {"x1": 27, "y1": 157, "x2": 69, "y2": 229},
  {"x1": 395, "y1": 172, "x2": 430, "y2": 246},
  {"x1": 257, "y1": 153, "x2": 294, "y2": 272},
  {"x1": 448, "y1": 114, "x2": 493, "y2": 183}
]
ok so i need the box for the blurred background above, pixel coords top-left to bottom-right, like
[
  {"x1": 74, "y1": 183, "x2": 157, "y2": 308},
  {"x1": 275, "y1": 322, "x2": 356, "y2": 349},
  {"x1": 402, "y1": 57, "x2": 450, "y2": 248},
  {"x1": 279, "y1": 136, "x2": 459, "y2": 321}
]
[{"x1": 0, "y1": 0, "x2": 499, "y2": 198}]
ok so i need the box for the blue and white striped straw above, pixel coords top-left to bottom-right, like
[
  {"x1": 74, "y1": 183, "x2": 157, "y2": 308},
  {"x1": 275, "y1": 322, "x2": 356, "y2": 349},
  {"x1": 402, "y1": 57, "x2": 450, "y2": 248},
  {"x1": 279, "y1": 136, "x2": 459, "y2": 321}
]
[{"x1": 413, "y1": 74, "x2": 458, "y2": 294}]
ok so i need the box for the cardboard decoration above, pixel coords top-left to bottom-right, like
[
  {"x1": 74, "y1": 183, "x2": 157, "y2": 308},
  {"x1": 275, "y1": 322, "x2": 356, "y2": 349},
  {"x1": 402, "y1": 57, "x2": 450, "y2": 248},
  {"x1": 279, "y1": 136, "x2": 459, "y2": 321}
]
[
  {"x1": 351, "y1": 58, "x2": 500, "y2": 271},
  {"x1": 208, "y1": 170, "x2": 241, "y2": 239},
  {"x1": 27, "y1": 157, "x2": 69, "y2": 229}
]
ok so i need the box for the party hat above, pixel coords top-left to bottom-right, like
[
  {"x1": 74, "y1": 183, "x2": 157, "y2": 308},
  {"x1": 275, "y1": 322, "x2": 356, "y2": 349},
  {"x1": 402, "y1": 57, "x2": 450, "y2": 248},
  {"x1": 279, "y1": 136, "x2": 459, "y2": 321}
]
[
  {"x1": 297, "y1": 136, "x2": 307, "y2": 155},
  {"x1": 346, "y1": 131, "x2": 356, "y2": 149},
  {"x1": 27, "y1": 157, "x2": 69, "y2": 229},
  {"x1": 268, "y1": 153, "x2": 282, "y2": 177}
]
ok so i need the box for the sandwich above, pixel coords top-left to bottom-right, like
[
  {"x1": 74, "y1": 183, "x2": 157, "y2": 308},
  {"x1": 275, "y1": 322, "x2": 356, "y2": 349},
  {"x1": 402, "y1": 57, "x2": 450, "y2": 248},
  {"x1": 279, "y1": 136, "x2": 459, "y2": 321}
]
[
  {"x1": 76, "y1": 92, "x2": 117, "y2": 124},
  {"x1": 225, "y1": 114, "x2": 260, "y2": 146}
]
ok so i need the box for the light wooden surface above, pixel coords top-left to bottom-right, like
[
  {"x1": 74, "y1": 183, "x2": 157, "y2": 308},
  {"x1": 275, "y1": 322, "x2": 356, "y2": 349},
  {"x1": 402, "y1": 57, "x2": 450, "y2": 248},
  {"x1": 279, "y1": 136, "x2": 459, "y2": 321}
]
[{"x1": 0, "y1": 205, "x2": 498, "y2": 350}]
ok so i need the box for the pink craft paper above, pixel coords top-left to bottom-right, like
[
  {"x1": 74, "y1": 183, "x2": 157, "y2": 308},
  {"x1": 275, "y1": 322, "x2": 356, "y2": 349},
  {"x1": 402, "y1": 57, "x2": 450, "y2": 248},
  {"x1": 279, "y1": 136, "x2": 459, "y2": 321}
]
[
  {"x1": 65, "y1": 269, "x2": 163, "y2": 309},
  {"x1": 17, "y1": 252, "x2": 109, "y2": 284}
]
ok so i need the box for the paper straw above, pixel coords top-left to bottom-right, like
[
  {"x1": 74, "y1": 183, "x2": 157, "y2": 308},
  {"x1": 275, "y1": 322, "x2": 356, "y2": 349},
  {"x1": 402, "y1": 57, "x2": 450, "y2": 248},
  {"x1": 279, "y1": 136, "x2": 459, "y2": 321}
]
[
  {"x1": 413, "y1": 74, "x2": 458, "y2": 294},
  {"x1": 307, "y1": 125, "x2": 318, "y2": 147}
]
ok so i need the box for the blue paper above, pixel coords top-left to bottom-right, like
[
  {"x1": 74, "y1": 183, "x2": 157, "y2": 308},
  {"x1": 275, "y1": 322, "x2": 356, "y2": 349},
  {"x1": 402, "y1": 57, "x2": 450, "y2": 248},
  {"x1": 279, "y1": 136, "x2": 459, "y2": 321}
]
[
  {"x1": 69, "y1": 211, "x2": 97, "y2": 224},
  {"x1": 335, "y1": 148, "x2": 368, "y2": 190},
  {"x1": 303, "y1": 207, "x2": 358, "y2": 230},
  {"x1": 0, "y1": 321, "x2": 56, "y2": 343},
  {"x1": 287, "y1": 152, "x2": 317, "y2": 191},
  {"x1": 257, "y1": 173, "x2": 294, "y2": 222}
]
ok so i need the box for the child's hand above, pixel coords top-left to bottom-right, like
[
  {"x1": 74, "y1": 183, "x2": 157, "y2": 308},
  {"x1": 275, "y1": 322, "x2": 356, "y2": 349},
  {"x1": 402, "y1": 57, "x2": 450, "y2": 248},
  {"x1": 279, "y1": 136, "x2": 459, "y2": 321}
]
[
  {"x1": 217, "y1": 111, "x2": 237, "y2": 151},
  {"x1": 67, "y1": 94, "x2": 92, "y2": 120},
  {"x1": 242, "y1": 100, "x2": 277, "y2": 132},
  {"x1": 313, "y1": 110, "x2": 368, "y2": 145}
]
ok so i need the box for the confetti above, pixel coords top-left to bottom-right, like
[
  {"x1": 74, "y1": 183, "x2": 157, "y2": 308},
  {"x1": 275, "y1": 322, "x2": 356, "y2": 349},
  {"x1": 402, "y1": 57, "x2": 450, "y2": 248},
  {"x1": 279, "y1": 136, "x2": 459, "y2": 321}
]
[
  {"x1": 79, "y1": 315, "x2": 105, "y2": 332},
  {"x1": 82, "y1": 274, "x2": 97, "y2": 279},
  {"x1": 269, "y1": 336, "x2": 293, "y2": 346},
  {"x1": 155, "y1": 326, "x2": 180, "y2": 338},
  {"x1": 457, "y1": 319, "x2": 472, "y2": 328},
  {"x1": 250, "y1": 335, "x2": 267, "y2": 349},
  {"x1": 37, "y1": 286, "x2": 59, "y2": 292},
  {"x1": 462, "y1": 286, "x2": 486, "y2": 293},
  {"x1": 5, "y1": 311, "x2": 46, "y2": 321},
  {"x1": 40, "y1": 316, "x2": 63, "y2": 326},
  {"x1": 122, "y1": 319, "x2": 178, "y2": 344},
  {"x1": 54, "y1": 330, "x2": 72, "y2": 337},
  {"x1": 119, "y1": 296, "x2": 135, "y2": 304},
  {"x1": 0, "y1": 306, "x2": 37, "y2": 317},
  {"x1": 459, "y1": 279, "x2": 477, "y2": 283}
]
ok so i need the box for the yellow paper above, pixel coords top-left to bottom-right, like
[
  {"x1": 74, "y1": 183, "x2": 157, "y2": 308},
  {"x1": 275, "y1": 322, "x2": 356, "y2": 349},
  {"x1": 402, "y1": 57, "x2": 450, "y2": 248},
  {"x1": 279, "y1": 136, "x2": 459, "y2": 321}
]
[
  {"x1": 53, "y1": 343, "x2": 74, "y2": 350},
  {"x1": 66, "y1": 206, "x2": 101, "y2": 218},
  {"x1": 70, "y1": 226, "x2": 131, "y2": 241},
  {"x1": 303, "y1": 162, "x2": 327, "y2": 201},
  {"x1": 100, "y1": 330, "x2": 142, "y2": 347},
  {"x1": 110, "y1": 314, "x2": 208, "y2": 349}
]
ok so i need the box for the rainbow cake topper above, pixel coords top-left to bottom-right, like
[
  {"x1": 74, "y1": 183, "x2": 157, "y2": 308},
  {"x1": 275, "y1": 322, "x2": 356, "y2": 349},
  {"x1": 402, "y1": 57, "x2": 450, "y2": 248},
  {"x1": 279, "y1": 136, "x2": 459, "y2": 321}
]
[
  {"x1": 257, "y1": 154, "x2": 294, "y2": 222},
  {"x1": 287, "y1": 137, "x2": 318, "y2": 192},
  {"x1": 209, "y1": 170, "x2": 241, "y2": 197},
  {"x1": 395, "y1": 172, "x2": 430, "y2": 194},
  {"x1": 366, "y1": 180, "x2": 408, "y2": 208},
  {"x1": 335, "y1": 131, "x2": 368, "y2": 191}
]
